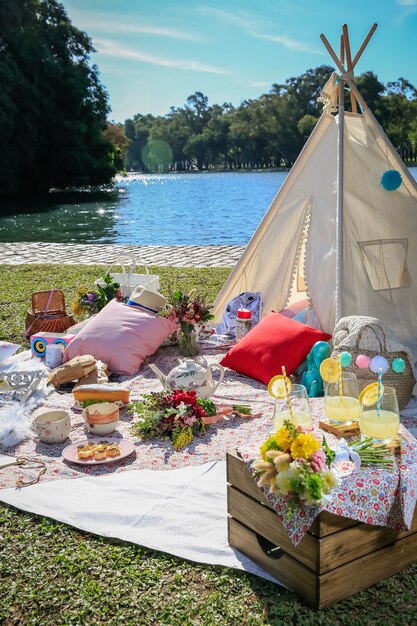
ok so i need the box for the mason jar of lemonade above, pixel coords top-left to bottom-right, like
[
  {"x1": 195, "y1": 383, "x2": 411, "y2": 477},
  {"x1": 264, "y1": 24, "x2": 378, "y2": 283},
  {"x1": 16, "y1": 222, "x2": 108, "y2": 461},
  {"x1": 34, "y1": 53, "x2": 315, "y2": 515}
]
[
  {"x1": 324, "y1": 372, "x2": 360, "y2": 425},
  {"x1": 359, "y1": 386, "x2": 399, "y2": 443}
]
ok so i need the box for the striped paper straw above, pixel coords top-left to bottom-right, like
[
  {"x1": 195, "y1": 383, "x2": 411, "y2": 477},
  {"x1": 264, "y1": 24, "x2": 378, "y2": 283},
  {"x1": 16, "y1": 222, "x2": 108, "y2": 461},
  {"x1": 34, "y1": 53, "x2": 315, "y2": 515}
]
[
  {"x1": 281, "y1": 366, "x2": 294, "y2": 421},
  {"x1": 338, "y1": 355, "x2": 343, "y2": 402},
  {"x1": 377, "y1": 368, "x2": 382, "y2": 418}
]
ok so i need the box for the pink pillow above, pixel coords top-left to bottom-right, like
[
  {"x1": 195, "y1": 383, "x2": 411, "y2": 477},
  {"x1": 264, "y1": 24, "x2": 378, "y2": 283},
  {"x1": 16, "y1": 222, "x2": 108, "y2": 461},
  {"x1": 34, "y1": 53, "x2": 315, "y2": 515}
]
[
  {"x1": 64, "y1": 300, "x2": 177, "y2": 375},
  {"x1": 279, "y1": 298, "x2": 309, "y2": 318}
]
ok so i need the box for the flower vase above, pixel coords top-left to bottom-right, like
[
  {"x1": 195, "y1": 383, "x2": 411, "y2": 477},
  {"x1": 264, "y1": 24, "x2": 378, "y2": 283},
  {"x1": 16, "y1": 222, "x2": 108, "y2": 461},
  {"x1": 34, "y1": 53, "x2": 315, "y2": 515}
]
[{"x1": 177, "y1": 326, "x2": 199, "y2": 357}]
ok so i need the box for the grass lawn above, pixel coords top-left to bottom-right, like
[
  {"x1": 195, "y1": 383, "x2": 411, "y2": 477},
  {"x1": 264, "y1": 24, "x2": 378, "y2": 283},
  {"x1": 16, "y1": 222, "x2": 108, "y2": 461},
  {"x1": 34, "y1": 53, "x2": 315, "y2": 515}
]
[{"x1": 1, "y1": 264, "x2": 417, "y2": 626}]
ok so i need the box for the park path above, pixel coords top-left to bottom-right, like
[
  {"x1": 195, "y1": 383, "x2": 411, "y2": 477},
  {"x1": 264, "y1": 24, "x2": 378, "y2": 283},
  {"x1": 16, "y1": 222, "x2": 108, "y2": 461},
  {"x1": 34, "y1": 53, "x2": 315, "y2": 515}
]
[{"x1": 0, "y1": 242, "x2": 244, "y2": 267}]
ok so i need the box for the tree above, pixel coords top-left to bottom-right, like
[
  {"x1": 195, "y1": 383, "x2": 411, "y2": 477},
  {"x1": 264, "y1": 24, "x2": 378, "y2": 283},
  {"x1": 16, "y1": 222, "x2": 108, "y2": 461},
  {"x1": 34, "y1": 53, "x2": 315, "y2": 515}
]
[
  {"x1": 103, "y1": 122, "x2": 129, "y2": 171},
  {"x1": 0, "y1": 0, "x2": 116, "y2": 196}
]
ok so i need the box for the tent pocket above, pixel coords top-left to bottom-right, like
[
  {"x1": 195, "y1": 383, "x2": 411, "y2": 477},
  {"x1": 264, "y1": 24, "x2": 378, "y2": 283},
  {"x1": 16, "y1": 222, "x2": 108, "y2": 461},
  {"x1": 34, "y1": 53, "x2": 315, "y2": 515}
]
[{"x1": 358, "y1": 238, "x2": 411, "y2": 291}]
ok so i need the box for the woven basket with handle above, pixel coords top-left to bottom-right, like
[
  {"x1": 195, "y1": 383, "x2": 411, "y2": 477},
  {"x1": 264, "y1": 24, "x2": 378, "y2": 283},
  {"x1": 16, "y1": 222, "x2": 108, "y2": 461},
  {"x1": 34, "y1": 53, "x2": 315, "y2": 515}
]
[
  {"x1": 331, "y1": 322, "x2": 415, "y2": 410},
  {"x1": 25, "y1": 289, "x2": 75, "y2": 337}
]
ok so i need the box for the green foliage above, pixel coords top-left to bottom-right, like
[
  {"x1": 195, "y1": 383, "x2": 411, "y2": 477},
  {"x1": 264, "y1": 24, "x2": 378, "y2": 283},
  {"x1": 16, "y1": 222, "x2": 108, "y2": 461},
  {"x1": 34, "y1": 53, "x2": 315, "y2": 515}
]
[
  {"x1": 95, "y1": 273, "x2": 120, "y2": 305},
  {"x1": 197, "y1": 398, "x2": 217, "y2": 416},
  {"x1": 124, "y1": 66, "x2": 417, "y2": 172},
  {"x1": 0, "y1": 0, "x2": 116, "y2": 196}
]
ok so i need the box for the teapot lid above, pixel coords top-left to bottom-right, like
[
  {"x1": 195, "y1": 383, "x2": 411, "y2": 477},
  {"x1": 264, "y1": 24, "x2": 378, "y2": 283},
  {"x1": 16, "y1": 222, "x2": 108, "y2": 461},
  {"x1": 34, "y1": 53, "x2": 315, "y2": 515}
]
[{"x1": 176, "y1": 358, "x2": 205, "y2": 371}]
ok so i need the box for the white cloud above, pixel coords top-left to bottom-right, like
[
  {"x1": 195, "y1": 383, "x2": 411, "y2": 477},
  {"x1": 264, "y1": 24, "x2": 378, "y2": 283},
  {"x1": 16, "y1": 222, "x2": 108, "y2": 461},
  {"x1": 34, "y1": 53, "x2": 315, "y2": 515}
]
[
  {"x1": 195, "y1": 7, "x2": 322, "y2": 55},
  {"x1": 94, "y1": 39, "x2": 230, "y2": 75},
  {"x1": 195, "y1": 6, "x2": 261, "y2": 30},
  {"x1": 251, "y1": 81, "x2": 270, "y2": 87},
  {"x1": 250, "y1": 32, "x2": 324, "y2": 55},
  {"x1": 69, "y1": 10, "x2": 204, "y2": 42},
  {"x1": 397, "y1": 0, "x2": 417, "y2": 5}
]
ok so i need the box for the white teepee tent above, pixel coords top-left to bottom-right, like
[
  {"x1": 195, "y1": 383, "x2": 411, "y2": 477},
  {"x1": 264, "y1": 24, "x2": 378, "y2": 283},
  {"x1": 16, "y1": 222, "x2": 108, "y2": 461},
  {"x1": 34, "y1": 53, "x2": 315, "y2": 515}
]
[{"x1": 213, "y1": 24, "x2": 417, "y2": 358}]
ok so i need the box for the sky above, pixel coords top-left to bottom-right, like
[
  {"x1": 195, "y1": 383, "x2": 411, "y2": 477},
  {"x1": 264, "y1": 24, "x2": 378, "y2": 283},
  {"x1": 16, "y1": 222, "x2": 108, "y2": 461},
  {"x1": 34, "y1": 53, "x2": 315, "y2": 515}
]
[{"x1": 60, "y1": 0, "x2": 417, "y2": 123}]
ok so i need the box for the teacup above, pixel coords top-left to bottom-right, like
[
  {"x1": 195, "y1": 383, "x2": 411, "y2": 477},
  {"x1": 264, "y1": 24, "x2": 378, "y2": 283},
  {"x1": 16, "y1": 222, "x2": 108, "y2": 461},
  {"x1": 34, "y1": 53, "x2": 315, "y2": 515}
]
[{"x1": 33, "y1": 410, "x2": 71, "y2": 444}]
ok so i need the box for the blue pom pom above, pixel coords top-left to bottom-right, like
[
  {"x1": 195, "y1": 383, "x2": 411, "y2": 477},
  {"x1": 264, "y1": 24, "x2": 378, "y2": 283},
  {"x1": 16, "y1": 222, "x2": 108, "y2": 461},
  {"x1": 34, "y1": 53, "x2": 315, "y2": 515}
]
[
  {"x1": 381, "y1": 170, "x2": 402, "y2": 191},
  {"x1": 392, "y1": 357, "x2": 406, "y2": 374},
  {"x1": 339, "y1": 351, "x2": 352, "y2": 368}
]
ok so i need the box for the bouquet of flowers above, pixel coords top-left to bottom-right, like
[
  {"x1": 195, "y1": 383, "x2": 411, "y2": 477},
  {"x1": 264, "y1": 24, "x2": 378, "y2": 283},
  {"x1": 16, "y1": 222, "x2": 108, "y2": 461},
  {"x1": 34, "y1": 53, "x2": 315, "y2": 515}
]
[
  {"x1": 72, "y1": 273, "x2": 121, "y2": 318},
  {"x1": 254, "y1": 421, "x2": 340, "y2": 520},
  {"x1": 130, "y1": 390, "x2": 251, "y2": 449},
  {"x1": 158, "y1": 289, "x2": 214, "y2": 356},
  {"x1": 130, "y1": 390, "x2": 207, "y2": 449}
]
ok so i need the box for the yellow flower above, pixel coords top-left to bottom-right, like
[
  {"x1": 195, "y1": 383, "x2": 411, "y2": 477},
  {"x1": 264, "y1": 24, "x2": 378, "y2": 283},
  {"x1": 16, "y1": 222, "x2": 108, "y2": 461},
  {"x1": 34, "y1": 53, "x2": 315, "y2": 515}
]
[
  {"x1": 290, "y1": 433, "x2": 321, "y2": 460},
  {"x1": 275, "y1": 426, "x2": 293, "y2": 452}
]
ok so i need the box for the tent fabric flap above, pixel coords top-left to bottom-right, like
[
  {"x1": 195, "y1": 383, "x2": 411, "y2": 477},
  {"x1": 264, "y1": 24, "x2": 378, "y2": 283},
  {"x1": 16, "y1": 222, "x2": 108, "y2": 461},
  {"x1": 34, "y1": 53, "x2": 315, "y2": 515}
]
[{"x1": 212, "y1": 114, "x2": 338, "y2": 325}]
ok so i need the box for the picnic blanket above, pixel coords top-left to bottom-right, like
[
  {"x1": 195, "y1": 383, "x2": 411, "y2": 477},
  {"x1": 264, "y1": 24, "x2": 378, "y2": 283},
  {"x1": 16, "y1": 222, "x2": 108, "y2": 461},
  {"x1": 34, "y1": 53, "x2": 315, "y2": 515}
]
[{"x1": 1, "y1": 344, "x2": 417, "y2": 582}]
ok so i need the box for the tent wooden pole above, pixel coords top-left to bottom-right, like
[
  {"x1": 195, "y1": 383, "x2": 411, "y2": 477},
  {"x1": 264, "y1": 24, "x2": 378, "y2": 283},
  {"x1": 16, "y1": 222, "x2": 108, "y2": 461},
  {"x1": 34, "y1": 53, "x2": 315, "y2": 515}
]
[
  {"x1": 320, "y1": 34, "x2": 345, "y2": 73},
  {"x1": 340, "y1": 34, "x2": 345, "y2": 65},
  {"x1": 342, "y1": 24, "x2": 357, "y2": 113},
  {"x1": 352, "y1": 23, "x2": 378, "y2": 68},
  {"x1": 349, "y1": 81, "x2": 369, "y2": 112}
]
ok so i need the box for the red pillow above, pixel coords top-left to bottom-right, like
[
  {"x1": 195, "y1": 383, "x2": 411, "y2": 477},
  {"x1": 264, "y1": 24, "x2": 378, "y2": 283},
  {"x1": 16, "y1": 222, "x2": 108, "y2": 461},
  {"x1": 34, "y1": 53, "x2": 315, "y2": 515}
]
[{"x1": 220, "y1": 312, "x2": 331, "y2": 384}]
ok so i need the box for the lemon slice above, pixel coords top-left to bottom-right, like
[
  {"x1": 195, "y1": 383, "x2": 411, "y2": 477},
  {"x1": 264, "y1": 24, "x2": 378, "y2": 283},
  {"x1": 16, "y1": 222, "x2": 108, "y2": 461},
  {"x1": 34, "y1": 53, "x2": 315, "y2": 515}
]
[
  {"x1": 359, "y1": 382, "x2": 384, "y2": 407},
  {"x1": 319, "y1": 358, "x2": 340, "y2": 384},
  {"x1": 268, "y1": 375, "x2": 292, "y2": 399}
]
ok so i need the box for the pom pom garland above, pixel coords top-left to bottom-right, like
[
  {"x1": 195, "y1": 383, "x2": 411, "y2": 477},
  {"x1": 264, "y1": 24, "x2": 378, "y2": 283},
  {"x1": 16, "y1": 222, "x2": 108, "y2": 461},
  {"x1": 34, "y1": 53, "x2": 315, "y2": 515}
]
[{"x1": 381, "y1": 169, "x2": 402, "y2": 191}]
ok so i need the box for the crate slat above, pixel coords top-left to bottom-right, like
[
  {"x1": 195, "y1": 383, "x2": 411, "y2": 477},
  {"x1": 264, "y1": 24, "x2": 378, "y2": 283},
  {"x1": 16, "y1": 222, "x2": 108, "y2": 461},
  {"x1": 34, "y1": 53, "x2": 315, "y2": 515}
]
[{"x1": 228, "y1": 485, "x2": 319, "y2": 570}]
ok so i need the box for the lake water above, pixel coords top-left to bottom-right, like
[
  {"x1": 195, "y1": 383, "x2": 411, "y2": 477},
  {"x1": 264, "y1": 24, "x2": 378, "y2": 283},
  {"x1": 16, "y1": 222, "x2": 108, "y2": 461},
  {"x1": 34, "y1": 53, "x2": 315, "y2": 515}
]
[{"x1": 1, "y1": 168, "x2": 416, "y2": 245}]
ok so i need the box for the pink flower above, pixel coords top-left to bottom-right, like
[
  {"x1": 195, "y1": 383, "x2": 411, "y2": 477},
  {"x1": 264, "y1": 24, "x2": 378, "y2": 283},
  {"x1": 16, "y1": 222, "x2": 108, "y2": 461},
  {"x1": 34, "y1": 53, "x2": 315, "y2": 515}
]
[
  {"x1": 184, "y1": 415, "x2": 197, "y2": 426},
  {"x1": 298, "y1": 425, "x2": 313, "y2": 434},
  {"x1": 310, "y1": 449, "x2": 326, "y2": 473}
]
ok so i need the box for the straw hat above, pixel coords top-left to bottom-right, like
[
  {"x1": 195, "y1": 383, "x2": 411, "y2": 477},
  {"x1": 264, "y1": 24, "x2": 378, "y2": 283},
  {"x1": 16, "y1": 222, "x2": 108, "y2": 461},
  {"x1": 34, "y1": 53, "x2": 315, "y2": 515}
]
[{"x1": 126, "y1": 286, "x2": 166, "y2": 314}]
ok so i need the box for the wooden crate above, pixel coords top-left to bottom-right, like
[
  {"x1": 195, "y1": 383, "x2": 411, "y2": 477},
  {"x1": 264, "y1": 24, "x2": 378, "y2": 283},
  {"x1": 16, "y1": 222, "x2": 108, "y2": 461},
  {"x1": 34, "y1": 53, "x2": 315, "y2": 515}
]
[{"x1": 227, "y1": 450, "x2": 417, "y2": 609}]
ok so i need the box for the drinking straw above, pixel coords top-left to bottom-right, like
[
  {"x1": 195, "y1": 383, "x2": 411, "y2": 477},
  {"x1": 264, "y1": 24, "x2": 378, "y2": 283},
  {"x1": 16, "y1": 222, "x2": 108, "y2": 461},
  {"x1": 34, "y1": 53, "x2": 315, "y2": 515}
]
[
  {"x1": 377, "y1": 368, "x2": 382, "y2": 418},
  {"x1": 338, "y1": 354, "x2": 343, "y2": 402},
  {"x1": 281, "y1": 366, "x2": 294, "y2": 421}
]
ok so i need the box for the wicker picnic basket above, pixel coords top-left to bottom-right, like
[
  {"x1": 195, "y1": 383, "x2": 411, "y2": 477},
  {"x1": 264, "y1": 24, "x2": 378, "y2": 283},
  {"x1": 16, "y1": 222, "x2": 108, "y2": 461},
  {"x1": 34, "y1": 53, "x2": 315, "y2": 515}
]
[
  {"x1": 25, "y1": 289, "x2": 75, "y2": 337},
  {"x1": 331, "y1": 317, "x2": 415, "y2": 410}
]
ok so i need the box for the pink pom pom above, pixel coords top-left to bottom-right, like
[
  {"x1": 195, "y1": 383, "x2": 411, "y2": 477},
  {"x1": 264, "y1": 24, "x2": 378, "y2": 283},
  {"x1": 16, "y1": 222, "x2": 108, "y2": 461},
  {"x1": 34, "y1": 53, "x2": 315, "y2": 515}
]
[{"x1": 355, "y1": 354, "x2": 370, "y2": 369}]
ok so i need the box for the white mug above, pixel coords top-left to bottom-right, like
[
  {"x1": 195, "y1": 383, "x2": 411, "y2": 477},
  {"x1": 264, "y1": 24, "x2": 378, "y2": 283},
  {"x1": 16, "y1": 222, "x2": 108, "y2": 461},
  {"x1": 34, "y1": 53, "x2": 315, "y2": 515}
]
[
  {"x1": 33, "y1": 410, "x2": 71, "y2": 444},
  {"x1": 45, "y1": 343, "x2": 64, "y2": 368}
]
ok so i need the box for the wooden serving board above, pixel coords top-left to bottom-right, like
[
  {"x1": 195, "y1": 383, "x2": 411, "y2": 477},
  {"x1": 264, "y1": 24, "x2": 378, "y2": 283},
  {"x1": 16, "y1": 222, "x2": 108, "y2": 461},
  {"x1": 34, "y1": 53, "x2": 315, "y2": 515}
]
[
  {"x1": 319, "y1": 419, "x2": 360, "y2": 438},
  {"x1": 318, "y1": 420, "x2": 403, "y2": 454}
]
